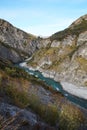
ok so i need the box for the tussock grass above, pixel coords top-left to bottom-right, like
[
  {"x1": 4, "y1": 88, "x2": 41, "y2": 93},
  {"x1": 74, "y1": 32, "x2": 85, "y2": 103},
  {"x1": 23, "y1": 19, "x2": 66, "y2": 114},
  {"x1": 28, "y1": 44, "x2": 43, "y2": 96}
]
[{"x1": 0, "y1": 63, "x2": 86, "y2": 128}]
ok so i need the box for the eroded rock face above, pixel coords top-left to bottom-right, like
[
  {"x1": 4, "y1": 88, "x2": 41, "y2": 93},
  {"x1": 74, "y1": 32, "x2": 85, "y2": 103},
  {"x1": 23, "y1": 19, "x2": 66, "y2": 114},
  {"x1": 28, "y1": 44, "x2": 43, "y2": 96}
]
[
  {"x1": 0, "y1": 44, "x2": 22, "y2": 63},
  {"x1": 77, "y1": 31, "x2": 87, "y2": 46},
  {"x1": 51, "y1": 40, "x2": 61, "y2": 47},
  {"x1": 62, "y1": 35, "x2": 76, "y2": 46},
  {"x1": 0, "y1": 19, "x2": 40, "y2": 63}
]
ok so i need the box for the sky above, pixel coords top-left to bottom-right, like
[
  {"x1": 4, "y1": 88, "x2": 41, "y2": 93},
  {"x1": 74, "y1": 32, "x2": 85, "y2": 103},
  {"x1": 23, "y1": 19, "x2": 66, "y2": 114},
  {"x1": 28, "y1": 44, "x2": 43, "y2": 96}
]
[{"x1": 0, "y1": 0, "x2": 87, "y2": 37}]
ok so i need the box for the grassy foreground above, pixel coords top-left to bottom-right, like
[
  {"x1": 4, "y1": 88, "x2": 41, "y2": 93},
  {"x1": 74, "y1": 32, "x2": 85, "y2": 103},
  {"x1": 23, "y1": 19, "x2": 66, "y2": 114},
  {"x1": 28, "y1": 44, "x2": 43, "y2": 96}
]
[{"x1": 0, "y1": 62, "x2": 87, "y2": 130}]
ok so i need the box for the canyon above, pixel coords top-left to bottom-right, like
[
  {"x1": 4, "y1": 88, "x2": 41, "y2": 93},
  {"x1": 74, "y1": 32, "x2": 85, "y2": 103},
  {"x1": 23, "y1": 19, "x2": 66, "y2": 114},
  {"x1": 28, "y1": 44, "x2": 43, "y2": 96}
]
[{"x1": 0, "y1": 14, "x2": 87, "y2": 129}]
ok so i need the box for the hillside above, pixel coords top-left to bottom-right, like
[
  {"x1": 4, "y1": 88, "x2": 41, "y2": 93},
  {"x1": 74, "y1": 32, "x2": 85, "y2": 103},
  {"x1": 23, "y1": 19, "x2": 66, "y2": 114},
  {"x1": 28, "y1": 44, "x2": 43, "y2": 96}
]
[
  {"x1": 50, "y1": 14, "x2": 87, "y2": 41},
  {"x1": 0, "y1": 19, "x2": 38, "y2": 63},
  {"x1": 27, "y1": 14, "x2": 87, "y2": 88}
]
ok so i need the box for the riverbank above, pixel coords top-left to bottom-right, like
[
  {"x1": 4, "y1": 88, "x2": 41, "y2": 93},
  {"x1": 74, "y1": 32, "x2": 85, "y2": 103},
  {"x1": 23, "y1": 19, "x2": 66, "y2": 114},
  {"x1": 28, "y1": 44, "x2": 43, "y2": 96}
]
[
  {"x1": 19, "y1": 61, "x2": 87, "y2": 101},
  {"x1": 61, "y1": 82, "x2": 87, "y2": 100},
  {"x1": 20, "y1": 62, "x2": 87, "y2": 100}
]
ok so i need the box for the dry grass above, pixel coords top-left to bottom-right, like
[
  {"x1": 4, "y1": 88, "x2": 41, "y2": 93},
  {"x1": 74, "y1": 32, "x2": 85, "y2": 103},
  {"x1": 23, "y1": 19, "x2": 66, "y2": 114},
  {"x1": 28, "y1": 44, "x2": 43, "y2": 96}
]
[
  {"x1": 0, "y1": 64, "x2": 87, "y2": 128},
  {"x1": 59, "y1": 104, "x2": 85, "y2": 130},
  {"x1": 76, "y1": 56, "x2": 87, "y2": 72}
]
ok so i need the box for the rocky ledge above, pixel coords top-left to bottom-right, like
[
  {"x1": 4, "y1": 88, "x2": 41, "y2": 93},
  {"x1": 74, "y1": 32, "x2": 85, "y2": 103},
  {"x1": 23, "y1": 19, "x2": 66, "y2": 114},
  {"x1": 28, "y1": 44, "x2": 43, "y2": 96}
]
[{"x1": 0, "y1": 102, "x2": 56, "y2": 130}]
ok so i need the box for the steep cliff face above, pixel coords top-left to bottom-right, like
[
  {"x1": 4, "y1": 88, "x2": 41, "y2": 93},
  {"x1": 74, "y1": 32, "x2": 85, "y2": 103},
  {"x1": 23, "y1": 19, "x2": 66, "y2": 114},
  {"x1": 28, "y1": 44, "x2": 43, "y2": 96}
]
[
  {"x1": 0, "y1": 19, "x2": 41, "y2": 63},
  {"x1": 27, "y1": 14, "x2": 87, "y2": 87}
]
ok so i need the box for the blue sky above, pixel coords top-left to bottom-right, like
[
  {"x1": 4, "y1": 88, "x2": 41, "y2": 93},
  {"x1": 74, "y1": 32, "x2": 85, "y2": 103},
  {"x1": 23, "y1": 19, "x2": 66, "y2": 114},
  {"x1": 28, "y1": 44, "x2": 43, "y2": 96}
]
[{"x1": 0, "y1": 0, "x2": 87, "y2": 36}]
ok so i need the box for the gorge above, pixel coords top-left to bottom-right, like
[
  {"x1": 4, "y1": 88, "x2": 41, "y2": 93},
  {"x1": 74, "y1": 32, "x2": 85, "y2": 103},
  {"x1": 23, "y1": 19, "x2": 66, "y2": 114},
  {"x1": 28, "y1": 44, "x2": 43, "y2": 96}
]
[
  {"x1": 19, "y1": 60, "x2": 87, "y2": 109},
  {"x1": 0, "y1": 14, "x2": 87, "y2": 130}
]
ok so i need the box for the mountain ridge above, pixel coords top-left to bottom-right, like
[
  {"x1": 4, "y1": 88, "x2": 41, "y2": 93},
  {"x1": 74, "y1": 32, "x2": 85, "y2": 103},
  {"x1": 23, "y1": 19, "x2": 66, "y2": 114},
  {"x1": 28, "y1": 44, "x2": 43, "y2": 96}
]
[{"x1": 0, "y1": 18, "x2": 39, "y2": 63}]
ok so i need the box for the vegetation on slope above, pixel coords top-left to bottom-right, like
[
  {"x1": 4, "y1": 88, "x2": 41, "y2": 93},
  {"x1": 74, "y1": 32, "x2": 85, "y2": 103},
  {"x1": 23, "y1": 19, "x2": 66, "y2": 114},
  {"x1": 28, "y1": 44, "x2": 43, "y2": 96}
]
[
  {"x1": 50, "y1": 19, "x2": 87, "y2": 41},
  {"x1": 76, "y1": 56, "x2": 87, "y2": 72},
  {"x1": 28, "y1": 44, "x2": 77, "y2": 71},
  {"x1": 0, "y1": 61, "x2": 87, "y2": 129}
]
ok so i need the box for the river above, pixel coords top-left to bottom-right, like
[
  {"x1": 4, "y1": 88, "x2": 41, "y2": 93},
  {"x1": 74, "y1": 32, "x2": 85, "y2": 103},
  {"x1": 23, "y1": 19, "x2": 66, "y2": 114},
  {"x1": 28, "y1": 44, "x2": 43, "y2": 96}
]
[{"x1": 18, "y1": 63, "x2": 87, "y2": 109}]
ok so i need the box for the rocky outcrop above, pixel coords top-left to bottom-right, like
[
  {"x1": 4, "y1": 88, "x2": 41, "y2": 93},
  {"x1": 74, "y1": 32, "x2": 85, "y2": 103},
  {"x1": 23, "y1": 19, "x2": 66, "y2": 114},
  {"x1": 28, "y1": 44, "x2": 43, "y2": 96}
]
[
  {"x1": 0, "y1": 43, "x2": 22, "y2": 63},
  {"x1": 0, "y1": 102, "x2": 56, "y2": 130},
  {"x1": 0, "y1": 19, "x2": 39, "y2": 63},
  {"x1": 77, "y1": 31, "x2": 87, "y2": 46},
  {"x1": 0, "y1": 19, "x2": 53, "y2": 63}
]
